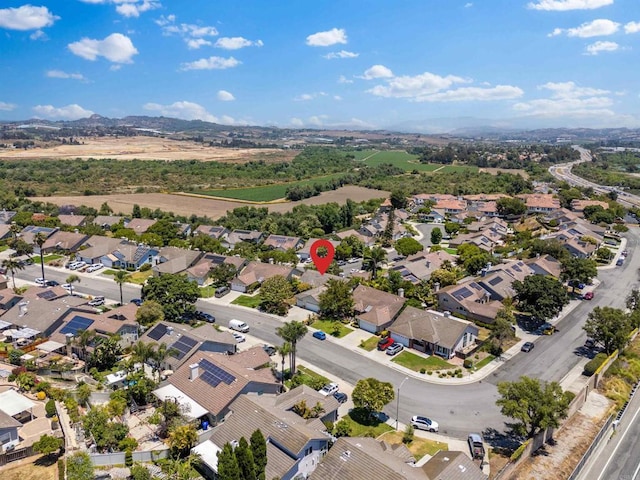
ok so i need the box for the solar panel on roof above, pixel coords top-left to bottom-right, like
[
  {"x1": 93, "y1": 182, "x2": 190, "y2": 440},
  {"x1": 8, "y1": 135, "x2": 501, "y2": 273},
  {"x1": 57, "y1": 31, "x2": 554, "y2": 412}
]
[
  {"x1": 147, "y1": 324, "x2": 167, "y2": 341},
  {"x1": 456, "y1": 287, "x2": 473, "y2": 299},
  {"x1": 199, "y1": 358, "x2": 236, "y2": 385},
  {"x1": 488, "y1": 277, "x2": 503, "y2": 286},
  {"x1": 37, "y1": 290, "x2": 57, "y2": 300},
  {"x1": 60, "y1": 316, "x2": 94, "y2": 335},
  {"x1": 170, "y1": 335, "x2": 198, "y2": 360}
]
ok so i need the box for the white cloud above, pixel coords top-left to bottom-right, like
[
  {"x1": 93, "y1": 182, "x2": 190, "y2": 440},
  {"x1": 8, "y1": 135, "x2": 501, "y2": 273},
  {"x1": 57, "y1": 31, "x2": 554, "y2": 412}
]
[
  {"x1": 367, "y1": 71, "x2": 468, "y2": 98},
  {"x1": 30, "y1": 30, "x2": 47, "y2": 40},
  {"x1": 186, "y1": 38, "x2": 212, "y2": 49},
  {"x1": 549, "y1": 19, "x2": 620, "y2": 38},
  {"x1": 306, "y1": 28, "x2": 347, "y2": 47},
  {"x1": 361, "y1": 65, "x2": 394, "y2": 80},
  {"x1": 528, "y1": 0, "x2": 613, "y2": 10},
  {"x1": 338, "y1": 75, "x2": 353, "y2": 84},
  {"x1": 180, "y1": 56, "x2": 240, "y2": 71},
  {"x1": 214, "y1": 37, "x2": 263, "y2": 50},
  {"x1": 513, "y1": 81, "x2": 614, "y2": 119},
  {"x1": 0, "y1": 5, "x2": 59, "y2": 31},
  {"x1": 289, "y1": 117, "x2": 304, "y2": 127},
  {"x1": 68, "y1": 33, "x2": 138, "y2": 63},
  {"x1": 217, "y1": 90, "x2": 235, "y2": 101},
  {"x1": 334, "y1": 95, "x2": 342, "y2": 100},
  {"x1": 294, "y1": 92, "x2": 327, "y2": 101},
  {"x1": 289, "y1": 116, "x2": 375, "y2": 129},
  {"x1": 46, "y1": 70, "x2": 86, "y2": 80},
  {"x1": 0, "y1": 102, "x2": 16, "y2": 111},
  {"x1": 625, "y1": 22, "x2": 640, "y2": 34},
  {"x1": 143, "y1": 100, "x2": 239, "y2": 124},
  {"x1": 323, "y1": 50, "x2": 359, "y2": 59},
  {"x1": 416, "y1": 85, "x2": 524, "y2": 102},
  {"x1": 33, "y1": 104, "x2": 94, "y2": 120},
  {"x1": 155, "y1": 15, "x2": 219, "y2": 48},
  {"x1": 79, "y1": 0, "x2": 160, "y2": 18},
  {"x1": 465, "y1": 3, "x2": 473, "y2": 7},
  {"x1": 585, "y1": 40, "x2": 619, "y2": 55}
]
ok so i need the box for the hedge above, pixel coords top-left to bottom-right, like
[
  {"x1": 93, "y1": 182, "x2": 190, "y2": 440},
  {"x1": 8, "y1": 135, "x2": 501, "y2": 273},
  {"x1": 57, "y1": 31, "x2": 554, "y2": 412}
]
[
  {"x1": 510, "y1": 439, "x2": 530, "y2": 462},
  {"x1": 584, "y1": 353, "x2": 608, "y2": 377}
]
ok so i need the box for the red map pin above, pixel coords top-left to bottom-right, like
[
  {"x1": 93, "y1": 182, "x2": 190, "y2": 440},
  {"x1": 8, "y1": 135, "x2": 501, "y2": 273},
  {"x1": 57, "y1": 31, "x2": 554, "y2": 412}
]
[{"x1": 310, "y1": 239, "x2": 335, "y2": 275}]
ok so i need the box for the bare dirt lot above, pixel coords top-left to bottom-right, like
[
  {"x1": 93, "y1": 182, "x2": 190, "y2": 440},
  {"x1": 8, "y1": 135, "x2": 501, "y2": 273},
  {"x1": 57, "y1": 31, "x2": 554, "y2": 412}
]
[
  {"x1": 1, "y1": 456, "x2": 57, "y2": 480},
  {"x1": 479, "y1": 168, "x2": 529, "y2": 179},
  {"x1": 32, "y1": 185, "x2": 389, "y2": 219},
  {"x1": 0, "y1": 136, "x2": 296, "y2": 163}
]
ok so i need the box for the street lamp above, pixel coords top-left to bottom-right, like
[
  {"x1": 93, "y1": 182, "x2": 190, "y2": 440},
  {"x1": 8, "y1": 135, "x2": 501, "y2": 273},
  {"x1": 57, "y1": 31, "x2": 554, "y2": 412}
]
[{"x1": 396, "y1": 376, "x2": 409, "y2": 431}]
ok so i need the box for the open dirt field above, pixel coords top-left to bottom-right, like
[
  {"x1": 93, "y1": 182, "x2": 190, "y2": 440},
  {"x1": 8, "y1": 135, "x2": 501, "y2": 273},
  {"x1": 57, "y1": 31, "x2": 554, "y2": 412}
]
[
  {"x1": 32, "y1": 185, "x2": 389, "y2": 219},
  {"x1": 0, "y1": 136, "x2": 296, "y2": 163},
  {"x1": 479, "y1": 167, "x2": 529, "y2": 179},
  {"x1": 1, "y1": 456, "x2": 57, "y2": 480}
]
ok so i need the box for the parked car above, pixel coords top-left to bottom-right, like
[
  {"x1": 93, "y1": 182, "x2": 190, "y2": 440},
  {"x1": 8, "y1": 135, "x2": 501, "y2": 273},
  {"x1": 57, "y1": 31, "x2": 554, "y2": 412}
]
[
  {"x1": 45, "y1": 280, "x2": 59, "y2": 287},
  {"x1": 196, "y1": 311, "x2": 216, "y2": 323},
  {"x1": 617, "y1": 258, "x2": 624, "y2": 266},
  {"x1": 214, "y1": 286, "x2": 230, "y2": 298},
  {"x1": 468, "y1": 433, "x2": 485, "y2": 460},
  {"x1": 61, "y1": 283, "x2": 73, "y2": 291},
  {"x1": 377, "y1": 336, "x2": 395, "y2": 351},
  {"x1": 585, "y1": 338, "x2": 596, "y2": 349},
  {"x1": 333, "y1": 392, "x2": 348, "y2": 404},
  {"x1": 521, "y1": 341, "x2": 535, "y2": 352},
  {"x1": 86, "y1": 263, "x2": 103, "y2": 273},
  {"x1": 232, "y1": 332, "x2": 246, "y2": 343},
  {"x1": 386, "y1": 343, "x2": 404, "y2": 356},
  {"x1": 583, "y1": 291, "x2": 594, "y2": 300},
  {"x1": 411, "y1": 415, "x2": 439, "y2": 432},
  {"x1": 35, "y1": 277, "x2": 45, "y2": 286},
  {"x1": 622, "y1": 250, "x2": 629, "y2": 257},
  {"x1": 130, "y1": 298, "x2": 143, "y2": 306},
  {"x1": 229, "y1": 319, "x2": 249, "y2": 333},
  {"x1": 319, "y1": 382, "x2": 339, "y2": 396},
  {"x1": 262, "y1": 344, "x2": 277, "y2": 356},
  {"x1": 312, "y1": 330, "x2": 327, "y2": 340},
  {"x1": 88, "y1": 296, "x2": 105, "y2": 307}
]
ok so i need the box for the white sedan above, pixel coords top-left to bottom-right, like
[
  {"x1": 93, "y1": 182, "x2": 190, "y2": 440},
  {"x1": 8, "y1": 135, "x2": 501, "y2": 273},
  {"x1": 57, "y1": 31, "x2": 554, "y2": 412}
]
[
  {"x1": 411, "y1": 415, "x2": 439, "y2": 432},
  {"x1": 232, "y1": 332, "x2": 246, "y2": 343}
]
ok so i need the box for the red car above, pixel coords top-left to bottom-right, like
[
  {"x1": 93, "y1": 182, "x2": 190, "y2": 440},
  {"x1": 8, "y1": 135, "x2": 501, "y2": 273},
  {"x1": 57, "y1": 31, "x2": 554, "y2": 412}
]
[
  {"x1": 377, "y1": 336, "x2": 395, "y2": 351},
  {"x1": 584, "y1": 292, "x2": 594, "y2": 300}
]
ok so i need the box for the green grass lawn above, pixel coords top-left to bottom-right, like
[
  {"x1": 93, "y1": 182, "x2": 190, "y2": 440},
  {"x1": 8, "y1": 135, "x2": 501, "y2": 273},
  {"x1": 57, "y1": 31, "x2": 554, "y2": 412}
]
[
  {"x1": 232, "y1": 294, "x2": 262, "y2": 308},
  {"x1": 102, "y1": 269, "x2": 117, "y2": 276},
  {"x1": 284, "y1": 365, "x2": 330, "y2": 390},
  {"x1": 310, "y1": 319, "x2": 353, "y2": 338},
  {"x1": 380, "y1": 431, "x2": 448, "y2": 458},
  {"x1": 444, "y1": 248, "x2": 457, "y2": 254},
  {"x1": 474, "y1": 355, "x2": 496, "y2": 370},
  {"x1": 125, "y1": 270, "x2": 153, "y2": 285},
  {"x1": 392, "y1": 351, "x2": 455, "y2": 371},
  {"x1": 199, "y1": 286, "x2": 216, "y2": 298},
  {"x1": 359, "y1": 336, "x2": 380, "y2": 351},
  {"x1": 0, "y1": 245, "x2": 8, "y2": 252},
  {"x1": 340, "y1": 409, "x2": 394, "y2": 437},
  {"x1": 33, "y1": 254, "x2": 64, "y2": 264},
  {"x1": 194, "y1": 173, "x2": 345, "y2": 202}
]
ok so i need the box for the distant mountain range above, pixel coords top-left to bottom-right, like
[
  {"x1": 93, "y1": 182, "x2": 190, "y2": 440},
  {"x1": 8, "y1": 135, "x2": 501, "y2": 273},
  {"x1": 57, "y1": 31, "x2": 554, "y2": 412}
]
[{"x1": 2, "y1": 114, "x2": 640, "y2": 144}]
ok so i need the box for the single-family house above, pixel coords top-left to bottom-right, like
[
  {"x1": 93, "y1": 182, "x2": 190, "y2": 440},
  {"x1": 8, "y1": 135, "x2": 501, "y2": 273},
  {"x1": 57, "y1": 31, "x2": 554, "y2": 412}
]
[
  {"x1": 0, "y1": 389, "x2": 36, "y2": 448},
  {"x1": 101, "y1": 244, "x2": 159, "y2": 270},
  {"x1": 186, "y1": 253, "x2": 246, "y2": 286},
  {"x1": 231, "y1": 261, "x2": 295, "y2": 293},
  {"x1": 335, "y1": 230, "x2": 375, "y2": 247},
  {"x1": 221, "y1": 229, "x2": 265, "y2": 250},
  {"x1": 570, "y1": 199, "x2": 609, "y2": 212},
  {"x1": 391, "y1": 250, "x2": 457, "y2": 283},
  {"x1": 124, "y1": 218, "x2": 157, "y2": 234},
  {"x1": 57, "y1": 214, "x2": 87, "y2": 228},
  {"x1": 353, "y1": 285, "x2": 405, "y2": 333},
  {"x1": 526, "y1": 254, "x2": 562, "y2": 279},
  {"x1": 91, "y1": 215, "x2": 123, "y2": 229},
  {"x1": 517, "y1": 194, "x2": 561, "y2": 214},
  {"x1": 463, "y1": 193, "x2": 510, "y2": 207},
  {"x1": 76, "y1": 236, "x2": 128, "y2": 265},
  {"x1": 0, "y1": 210, "x2": 16, "y2": 224},
  {"x1": 194, "y1": 225, "x2": 229, "y2": 240},
  {"x1": 477, "y1": 261, "x2": 534, "y2": 302},
  {"x1": 0, "y1": 408, "x2": 22, "y2": 451},
  {"x1": 422, "y1": 451, "x2": 488, "y2": 480},
  {"x1": 465, "y1": 218, "x2": 511, "y2": 235},
  {"x1": 263, "y1": 234, "x2": 304, "y2": 252},
  {"x1": 0, "y1": 224, "x2": 12, "y2": 241},
  {"x1": 449, "y1": 229, "x2": 503, "y2": 253},
  {"x1": 19, "y1": 226, "x2": 58, "y2": 248},
  {"x1": 41, "y1": 231, "x2": 89, "y2": 254},
  {"x1": 152, "y1": 246, "x2": 203, "y2": 276},
  {"x1": 434, "y1": 198, "x2": 467, "y2": 215},
  {"x1": 156, "y1": 347, "x2": 279, "y2": 426},
  {"x1": 174, "y1": 222, "x2": 192, "y2": 238},
  {"x1": 437, "y1": 281, "x2": 503, "y2": 324},
  {"x1": 196, "y1": 387, "x2": 334, "y2": 480},
  {"x1": 298, "y1": 238, "x2": 340, "y2": 261},
  {"x1": 138, "y1": 322, "x2": 238, "y2": 372},
  {"x1": 389, "y1": 307, "x2": 479, "y2": 359},
  {"x1": 419, "y1": 209, "x2": 446, "y2": 223}
]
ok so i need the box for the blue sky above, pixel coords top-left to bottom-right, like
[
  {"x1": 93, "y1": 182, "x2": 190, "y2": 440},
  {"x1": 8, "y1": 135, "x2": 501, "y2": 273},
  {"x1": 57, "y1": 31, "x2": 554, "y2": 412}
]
[{"x1": 1, "y1": 0, "x2": 639, "y2": 132}]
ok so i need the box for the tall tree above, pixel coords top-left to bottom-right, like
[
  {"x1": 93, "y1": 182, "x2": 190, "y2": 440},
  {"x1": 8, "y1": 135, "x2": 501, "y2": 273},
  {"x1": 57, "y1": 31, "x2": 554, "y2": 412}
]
[
  {"x1": 1, "y1": 258, "x2": 24, "y2": 290},
  {"x1": 142, "y1": 274, "x2": 200, "y2": 322},
  {"x1": 135, "y1": 300, "x2": 165, "y2": 326},
  {"x1": 259, "y1": 275, "x2": 294, "y2": 316},
  {"x1": 276, "y1": 321, "x2": 308, "y2": 375},
  {"x1": 490, "y1": 308, "x2": 516, "y2": 352},
  {"x1": 496, "y1": 376, "x2": 572, "y2": 438},
  {"x1": 363, "y1": 246, "x2": 387, "y2": 280},
  {"x1": 318, "y1": 279, "x2": 354, "y2": 321},
  {"x1": 560, "y1": 257, "x2": 598, "y2": 285},
  {"x1": 277, "y1": 342, "x2": 291, "y2": 388},
  {"x1": 217, "y1": 443, "x2": 241, "y2": 480},
  {"x1": 430, "y1": 227, "x2": 442, "y2": 245},
  {"x1": 66, "y1": 273, "x2": 80, "y2": 296},
  {"x1": 131, "y1": 340, "x2": 155, "y2": 366},
  {"x1": 151, "y1": 343, "x2": 177, "y2": 381},
  {"x1": 235, "y1": 437, "x2": 256, "y2": 480},
  {"x1": 168, "y1": 424, "x2": 198, "y2": 458},
  {"x1": 32, "y1": 433, "x2": 64, "y2": 458},
  {"x1": 513, "y1": 275, "x2": 569, "y2": 322},
  {"x1": 583, "y1": 306, "x2": 631, "y2": 355},
  {"x1": 394, "y1": 237, "x2": 424, "y2": 257},
  {"x1": 250, "y1": 429, "x2": 267, "y2": 480},
  {"x1": 34, "y1": 232, "x2": 48, "y2": 283},
  {"x1": 114, "y1": 270, "x2": 128, "y2": 306},
  {"x1": 74, "y1": 329, "x2": 97, "y2": 372},
  {"x1": 389, "y1": 190, "x2": 407, "y2": 209},
  {"x1": 67, "y1": 452, "x2": 94, "y2": 480},
  {"x1": 352, "y1": 377, "x2": 395, "y2": 414}
]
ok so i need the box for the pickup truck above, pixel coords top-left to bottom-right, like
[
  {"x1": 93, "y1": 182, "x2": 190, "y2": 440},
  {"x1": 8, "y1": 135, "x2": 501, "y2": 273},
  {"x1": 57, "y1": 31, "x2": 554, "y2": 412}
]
[{"x1": 468, "y1": 433, "x2": 485, "y2": 461}]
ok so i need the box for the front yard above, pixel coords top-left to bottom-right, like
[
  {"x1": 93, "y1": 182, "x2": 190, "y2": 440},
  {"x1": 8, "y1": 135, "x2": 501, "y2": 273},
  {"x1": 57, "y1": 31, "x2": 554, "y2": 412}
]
[
  {"x1": 338, "y1": 409, "x2": 394, "y2": 438},
  {"x1": 284, "y1": 365, "x2": 330, "y2": 390},
  {"x1": 391, "y1": 351, "x2": 455, "y2": 372},
  {"x1": 33, "y1": 254, "x2": 63, "y2": 264},
  {"x1": 310, "y1": 319, "x2": 353, "y2": 338},
  {"x1": 359, "y1": 336, "x2": 380, "y2": 351},
  {"x1": 231, "y1": 294, "x2": 262, "y2": 308},
  {"x1": 379, "y1": 431, "x2": 449, "y2": 458}
]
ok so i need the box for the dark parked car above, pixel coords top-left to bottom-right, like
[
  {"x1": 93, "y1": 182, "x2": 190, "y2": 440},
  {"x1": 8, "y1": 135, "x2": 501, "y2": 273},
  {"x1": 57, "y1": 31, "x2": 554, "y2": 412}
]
[
  {"x1": 130, "y1": 298, "x2": 143, "y2": 306},
  {"x1": 262, "y1": 344, "x2": 277, "y2": 356},
  {"x1": 45, "y1": 280, "x2": 60, "y2": 287},
  {"x1": 521, "y1": 342, "x2": 535, "y2": 352},
  {"x1": 196, "y1": 311, "x2": 216, "y2": 323},
  {"x1": 333, "y1": 392, "x2": 348, "y2": 404}
]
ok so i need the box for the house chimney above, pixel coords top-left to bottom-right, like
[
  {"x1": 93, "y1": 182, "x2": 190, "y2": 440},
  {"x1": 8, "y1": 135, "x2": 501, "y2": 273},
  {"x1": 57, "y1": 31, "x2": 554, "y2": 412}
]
[
  {"x1": 398, "y1": 288, "x2": 404, "y2": 298},
  {"x1": 433, "y1": 282, "x2": 440, "y2": 292},
  {"x1": 18, "y1": 301, "x2": 28, "y2": 317},
  {"x1": 189, "y1": 363, "x2": 199, "y2": 381}
]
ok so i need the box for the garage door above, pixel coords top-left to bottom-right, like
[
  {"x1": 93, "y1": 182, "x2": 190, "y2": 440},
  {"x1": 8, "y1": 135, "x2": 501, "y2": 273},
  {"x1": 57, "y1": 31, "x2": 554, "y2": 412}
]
[{"x1": 391, "y1": 333, "x2": 410, "y2": 347}]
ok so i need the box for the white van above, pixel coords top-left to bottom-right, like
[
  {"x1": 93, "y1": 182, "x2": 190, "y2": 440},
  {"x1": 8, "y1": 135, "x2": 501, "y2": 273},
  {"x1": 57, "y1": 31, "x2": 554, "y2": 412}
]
[{"x1": 229, "y1": 319, "x2": 249, "y2": 333}]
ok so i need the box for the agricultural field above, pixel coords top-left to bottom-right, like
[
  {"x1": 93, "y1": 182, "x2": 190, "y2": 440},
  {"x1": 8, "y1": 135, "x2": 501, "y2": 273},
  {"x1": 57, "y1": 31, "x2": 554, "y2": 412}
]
[
  {"x1": 350, "y1": 149, "x2": 477, "y2": 173},
  {"x1": 195, "y1": 173, "x2": 346, "y2": 202}
]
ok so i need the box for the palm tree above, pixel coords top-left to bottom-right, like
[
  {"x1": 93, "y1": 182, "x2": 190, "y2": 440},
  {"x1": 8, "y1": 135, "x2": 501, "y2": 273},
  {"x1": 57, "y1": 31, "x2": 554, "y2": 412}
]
[
  {"x1": 275, "y1": 321, "x2": 308, "y2": 375},
  {"x1": 132, "y1": 340, "x2": 155, "y2": 366},
  {"x1": 2, "y1": 258, "x2": 24, "y2": 290},
  {"x1": 66, "y1": 274, "x2": 80, "y2": 296},
  {"x1": 364, "y1": 246, "x2": 387, "y2": 280},
  {"x1": 74, "y1": 329, "x2": 97, "y2": 372},
  {"x1": 152, "y1": 343, "x2": 177, "y2": 381},
  {"x1": 34, "y1": 232, "x2": 48, "y2": 283},
  {"x1": 114, "y1": 270, "x2": 128, "y2": 306},
  {"x1": 277, "y1": 341, "x2": 292, "y2": 389}
]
